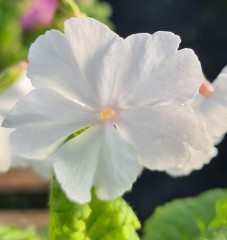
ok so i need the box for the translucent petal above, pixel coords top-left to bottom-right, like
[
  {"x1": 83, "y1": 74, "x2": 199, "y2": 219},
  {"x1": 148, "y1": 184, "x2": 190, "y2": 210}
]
[
  {"x1": 3, "y1": 89, "x2": 96, "y2": 159},
  {"x1": 198, "y1": 100, "x2": 227, "y2": 141},
  {"x1": 0, "y1": 123, "x2": 11, "y2": 172},
  {"x1": 219, "y1": 65, "x2": 227, "y2": 75},
  {"x1": 117, "y1": 104, "x2": 204, "y2": 170},
  {"x1": 0, "y1": 73, "x2": 33, "y2": 117},
  {"x1": 64, "y1": 17, "x2": 124, "y2": 108},
  {"x1": 213, "y1": 67, "x2": 227, "y2": 94},
  {"x1": 53, "y1": 126, "x2": 102, "y2": 203},
  {"x1": 27, "y1": 29, "x2": 96, "y2": 107},
  {"x1": 112, "y1": 32, "x2": 202, "y2": 107},
  {"x1": 198, "y1": 69, "x2": 227, "y2": 140},
  {"x1": 167, "y1": 146, "x2": 217, "y2": 177},
  {"x1": 11, "y1": 154, "x2": 53, "y2": 179},
  {"x1": 0, "y1": 75, "x2": 33, "y2": 172},
  {"x1": 53, "y1": 124, "x2": 142, "y2": 203},
  {"x1": 94, "y1": 124, "x2": 142, "y2": 200}
]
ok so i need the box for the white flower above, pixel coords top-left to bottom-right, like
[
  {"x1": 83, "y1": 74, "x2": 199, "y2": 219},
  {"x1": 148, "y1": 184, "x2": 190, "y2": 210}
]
[
  {"x1": 0, "y1": 68, "x2": 52, "y2": 178},
  {"x1": 167, "y1": 66, "x2": 227, "y2": 176},
  {"x1": 0, "y1": 69, "x2": 32, "y2": 172},
  {"x1": 3, "y1": 17, "x2": 203, "y2": 203}
]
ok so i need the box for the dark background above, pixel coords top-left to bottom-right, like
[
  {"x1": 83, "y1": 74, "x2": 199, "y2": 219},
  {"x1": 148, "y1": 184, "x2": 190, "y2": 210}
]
[{"x1": 105, "y1": 0, "x2": 227, "y2": 222}]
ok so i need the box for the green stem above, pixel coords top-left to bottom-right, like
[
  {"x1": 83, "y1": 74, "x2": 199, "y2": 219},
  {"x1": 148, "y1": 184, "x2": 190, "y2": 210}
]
[
  {"x1": 61, "y1": 0, "x2": 86, "y2": 17},
  {"x1": 49, "y1": 176, "x2": 141, "y2": 240}
]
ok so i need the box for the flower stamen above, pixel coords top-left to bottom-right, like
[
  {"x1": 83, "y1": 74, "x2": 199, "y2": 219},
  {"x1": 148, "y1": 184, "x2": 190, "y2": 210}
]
[{"x1": 99, "y1": 108, "x2": 115, "y2": 120}]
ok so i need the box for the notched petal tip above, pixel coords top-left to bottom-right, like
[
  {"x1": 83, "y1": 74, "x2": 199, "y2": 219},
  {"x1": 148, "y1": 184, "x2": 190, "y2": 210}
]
[{"x1": 154, "y1": 31, "x2": 181, "y2": 46}]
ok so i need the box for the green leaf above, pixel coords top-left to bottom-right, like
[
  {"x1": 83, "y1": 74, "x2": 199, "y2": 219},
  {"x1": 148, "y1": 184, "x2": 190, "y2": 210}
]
[
  {"x1": 49, "y1": 176, "x2": 140, "y2": 240},
  {"x1": 142, "y1": 189, "x2": 227, "y2": 240},
  {"x1": 209, "y1": 199, "x2": 227, "y2": 228},
  {"x1": 197, "y1": 228, "x2": 227, "y2": 240}
]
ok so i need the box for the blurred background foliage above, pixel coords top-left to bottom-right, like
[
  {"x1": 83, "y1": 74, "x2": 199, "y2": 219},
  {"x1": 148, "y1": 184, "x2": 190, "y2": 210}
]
[{"x1": 0, "y1": 0, "x2": 113, "y2": 73}]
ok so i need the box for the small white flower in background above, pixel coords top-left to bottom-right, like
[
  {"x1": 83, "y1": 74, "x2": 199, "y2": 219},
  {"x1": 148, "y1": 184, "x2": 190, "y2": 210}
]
[
  {"x1": 0, "y1": 69, "x2": 32, "y2": 172},
  {"x1": 0, "y1": 67, "x2": 52, "y2": 178},
  {"x1": 3, "y1": 17, "x2": 204, "y2": 203},
  {"x1": 167, "y1": 66, "x2": 227, "y2": 176}
]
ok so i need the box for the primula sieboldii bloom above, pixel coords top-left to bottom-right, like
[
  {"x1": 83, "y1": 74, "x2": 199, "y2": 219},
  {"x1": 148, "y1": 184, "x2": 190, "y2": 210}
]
[
  {"x1": 0, "y1": 70, "x2": 51, "y2": 178},
  {"x1": 0, "y1": 71, "x2": 32, "y2": 172},
  {"x1": 167, "y1": 66, "x2": 227, "y2": 176},
  {"x1": 3, "y1": 17, "x2": 204, "y2": 203}
]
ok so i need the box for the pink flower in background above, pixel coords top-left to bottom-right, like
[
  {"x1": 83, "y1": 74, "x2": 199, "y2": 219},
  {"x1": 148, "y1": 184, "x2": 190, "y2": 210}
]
[{"x1": 21, "y1": 0, "x2": 57, "y2": 30}]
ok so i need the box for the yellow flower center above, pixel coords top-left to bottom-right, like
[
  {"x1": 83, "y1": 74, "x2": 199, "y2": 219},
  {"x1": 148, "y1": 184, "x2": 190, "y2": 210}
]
[{"x1": 99, "y1": 108, "x2": 115, "y2": 120}]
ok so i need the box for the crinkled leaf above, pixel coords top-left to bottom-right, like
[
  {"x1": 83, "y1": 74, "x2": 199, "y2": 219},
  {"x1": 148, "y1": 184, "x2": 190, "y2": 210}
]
[
  {"x1": 197, "y1": 228, "x2": 227, "y2": 240},
  {"x1": 198, "y1": 198, "x2": 227, "y2": 240},
  {"x1": 142, "y1": 189, "x2": 227, "y2": 240},
  {"x1": 49, "y1": 176, "x2": 140, "y2": 240},
  {"x1": 209, "y1": 199, "x2": 227, "y2": 228}
]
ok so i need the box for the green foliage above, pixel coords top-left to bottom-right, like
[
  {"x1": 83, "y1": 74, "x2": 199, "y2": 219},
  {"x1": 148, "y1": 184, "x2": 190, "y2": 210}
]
[
  {"x1": 0, "y1": 0, "x2": 113, "y2": 72},
  {"x1": 210, "y1": 199, "x2": 227, "y2": 228},
  {"x1": 0, "y1": 1, "x2": 27, "y2": 70},
  {"x1": 76, "y1": 0, "x2": 114, "y2": 29},
  {"x1": 49, "y1": 176, "x2": 140, "y2": 240},
  {"x1": 0, "y1": 226, "x2": 47, "y2": 240},
  {"x1": 0, "y1": 61, "x2": 27, "y2": 93},
  {"x1": 142, "y1": 189, "x2": 227, "y2": 240}
]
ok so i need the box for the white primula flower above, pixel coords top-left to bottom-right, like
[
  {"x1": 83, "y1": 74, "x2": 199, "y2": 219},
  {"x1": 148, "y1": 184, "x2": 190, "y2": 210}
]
[
  {"x1": 3, "y1": 17, "x2": 204, "y2": 203},
  {"x1": 167, "y1": 66, "x2": 227, "y2": 176},
  {"x1": 0, "y1": 69, "x2": 32, "y2": 172},
  {"x1": 0, "y1": 68, "x2": 52, "y2": 178}
]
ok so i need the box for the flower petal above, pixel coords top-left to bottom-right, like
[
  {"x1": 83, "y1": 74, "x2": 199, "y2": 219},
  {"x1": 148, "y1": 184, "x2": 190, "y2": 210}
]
[
  {"x1": 117, "y1": 104, "x2": 205, "y2": 170},
  {"x1": 166, "y1": 146, "x2": 217, "y2": 177},
  {"x1": 0, "y1": 73, "x2": 33, "y2": 117},
  {"x1": 0, "y1": 74, "x2": 33, "y2": 172},
  {"x1": 198, "y1": 100, "x2": 227, "y2": 142},
  {"x1": 11, "y1": 154, "x2": 53, "y2": 180},
  {"x1": 53, "y1": 126, "x2": 102, "y2": 203},
  {"x1": 213, "y1": 66, "x2": 227, "y2": 94},
  {"x1": 0, "y1": 123, "x2": 11, "y2": 172},
  {"x1": 198, "y1": 69, "x2": 227, "y2": 140},
  {"x1": 64, "y1": 17, "x2": 124, "y2": 108},
  {"x1": 53, "y1": 124, "x2": 142, "y2": 203},
  {"x1": 94, "y1": 124, "x2": 142, "y2": 200},
  {"x1": 3, "y1": 88, "x2": 95, "y2": 159},
  {"x1": 112, "y1": 32, "x2": 202, "y2": 107},
  {"x1": 219, "y1": 65, "x2": 227, "y2": 75},
  {"x1": 27, "y1": 29, "x2": 96, "y2": 107}
]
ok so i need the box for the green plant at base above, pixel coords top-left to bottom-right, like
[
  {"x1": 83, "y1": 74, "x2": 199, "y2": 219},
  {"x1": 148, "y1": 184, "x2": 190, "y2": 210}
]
[
  {"x1": 49, "y1": 176, "x2": 140, "y2": 240},
  {"x1": 143, "y1": 189, "x2": 227, "y2": 240}
]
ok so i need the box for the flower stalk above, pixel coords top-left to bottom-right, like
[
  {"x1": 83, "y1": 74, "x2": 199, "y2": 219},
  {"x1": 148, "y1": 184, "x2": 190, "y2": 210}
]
[{"x1": 49, "y1": 176, "x2": 141, "y2": 240}]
